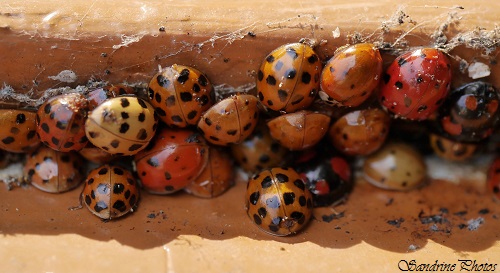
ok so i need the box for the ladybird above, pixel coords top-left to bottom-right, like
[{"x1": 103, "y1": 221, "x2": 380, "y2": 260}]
[
  {"x1": 246, "y1": 167, "x2": 313, "y2": 236},
  {"x1": 328, "y1": 108, "x2": 390, "y2": 156},
  {"x1": 36, "y1": 93, "x2": 89, "y2": 152},
  {"x1": 319, "y1": 43, "x2": 382, "y2": 107},
  {"x1": 267, "y1": 110, "x2": 330, "y2": 151},
  {"x1": 185, "y1": 147, "x2": 234, "y2": 198},
  {"x1": 85, "y1": 96, "x2": 158, "y2": 156},
  {"x1": 86, "y1": 84, "x2": 136, "y2": 110},
  {"x1": 379, "y1": 48, "x2": 451, "y2": 120},
  {"x1": 0, "y1": 109, "x2": 40, "y2": 153},
  {"x1": 487, "y1": 157, "x2": 500, "y2": 201},
  {"x1": 429, "y1": 133, "x2": 477, "y2": 162},
  {"x1": 363, "y1": 143, "x2": 427, "y2": 191},
  {"x1": 230, "y1": 122, "x2": 289, "y2": 173},
  {"x1": 134, "y1": 127, "x2": 209, "y2": 194},
  {"x1": 437, "y1": 81, "x2": 500, "y2": 142},
  {"x1": 82, "y1": 164, "x2": 139, "y2": 220},
  {"x1": 257, "y1": 43, "x2": 322, "y2": 113},
  {"x1": 148, "y1": 64, "x2": 214, "y2": 128},
  {"x1": 24, "y1": 145, "x2": 84, "y2": 193},
  {"x1": 295, "y1": 155, "x2": 352, "y2": 207},
  {"x1": 79, "y1": 143, "x2": 117, "y2": 164},
  {"x1": 197, "y1": 94, "x2": 259, "y2": 146}
]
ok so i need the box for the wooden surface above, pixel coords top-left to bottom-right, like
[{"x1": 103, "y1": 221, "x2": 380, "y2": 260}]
[
  {"x1": 1, "y1": 1, "x2": 500, "y2": 272},
  {"x1": 0, "y1": 0, "x2": 499, "y2": 93}
]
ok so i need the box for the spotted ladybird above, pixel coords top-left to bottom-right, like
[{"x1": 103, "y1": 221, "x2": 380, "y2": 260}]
[
  {"x1": 148, "y1": 64, "x2": 214, "y2": 127},
  {"x1": 24, "y1": 145, "x2": 84, "y2": 193},
  {"x1": 36, "y1": 93, "x2": 89, "y2": 152},
  {"x1": 437, "y1": 81, "x2": 500, "y2": 142},
  {"x1": 379, "y1": 48, "x2": 451, "y2": 120},
  {"x1": 0, "y1": 109, "x2": 40, "y2": 153},
  {"x1": 257, "y1": 43, "x2": 322, "y2": 113},
  {"x1": 82, "y1": 164, "x2": 139, "y2": 220},
  {"x1": 246, "y1": 167, "x2": 313, "y2": 236},
  {"x1": 197, "y1": 94, "x2": 259, "y2": 146},
  {"x1": 85, "y1": 96, "x2": 158, "y2": 156}
]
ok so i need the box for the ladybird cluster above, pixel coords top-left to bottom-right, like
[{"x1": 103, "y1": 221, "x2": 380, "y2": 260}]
[{"x1": 1, "y1": 41, "x2": 500, "y2": 236}]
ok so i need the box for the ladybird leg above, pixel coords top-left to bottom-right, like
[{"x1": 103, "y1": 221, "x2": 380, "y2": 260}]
[{"x1": 68, "y1": 188, "x2": 85, "y2": 211}]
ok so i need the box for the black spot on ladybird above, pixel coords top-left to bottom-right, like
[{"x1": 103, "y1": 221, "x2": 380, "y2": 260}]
[
  {"x1": 178, "y1": 69, "x2": 190, "y2": 84},
  {"x1": 44, "y1": 103, "x2": 52, "y2": 114},
  {"x1": 41, "y1": 123, "x2": 50, "y2": 133},
  {"x1": 15, "y1": 113, "x2": 26, "y2": 124},
  {"x1": 1, "y1": 137, "x2": 14, "y2": 144},
  {"x1": 243, "y1": 122, "x2": 252, "y2": 131},
  {"x1": 112, "y1": 200, "x2": 127, "y2": 212},
  {"x1": 261, "y1": 176, "x2": 273, "y2": 188},
  {"x1": 187, "y1": 110, "x2": 197, "y2": 120},
  {"x1": 249, "y1": 191, "x2": 260, "y2": 205},
  {"x1": 128, "y1": 144, "x2": 143, "y2": 151},
  {"x1": 155, "y1": 107, "x2": 166, "y2": 117},
  {"x1": 198, "y1": 74, "x2": 208, "y2": 87},
  {"x1": 395, "y1": 81, "x2": 403, "y2": 89},
  {"x1": 110, "y1": 139, "x2": 120, "y2": 148},
  {"x1": 277, "y1": 90, "x2": 288, "y2": 102},
  {"x1": 113, "y1": 183, "x2": 125, "y2": 194},
  {"x1": 266, "y1": 75, "x2": 277, "y2": 86},
  {"x1": 266, "y1": 55, "x2": 275, "y2": 63},
  {"x1": 157, "y1": 74, "x2": 171, "y2": 88},
  {"x1": 275, "y1": 173, "x2": 289, "y2": 183},
  {"x1": 257, "y1": 70, "x2": 264, "y2": 81},
  {"x1": 308, "y1": 54, "x2": 318, "y2": 63},
  {"x1": 171, "y1": 115, "x2": 183, "y2": 123},
  {"x1": 258, "y1": 207, "x2": 267, "y2": 218},
  {"x1": 120, "y1": 98, "x2": 130, "y2": 108},
  {"x1": 283, "y1": 192, "x2": 295, "y2": 205},
  {"x1": 253, "y1": 214, "x2": 262, "y2": 225},
  {"x1": 299, "y1": 196, "x2": 306, "y2": 206},
  {"x1": 138, "y1": 113, "x2": 146, "y2": 122},
  {"x1": 301, "y1": 72, "x2": 311, "y2": 84},
  {"x1": 119, "y1": 123, "x2": 130, "y2": 134},
  {"x1": 293, "y1": 179, "x2": 305, "y2": 191},
  {"x1": 180, "y1": 92, "x2": 193, "y2": 102}
]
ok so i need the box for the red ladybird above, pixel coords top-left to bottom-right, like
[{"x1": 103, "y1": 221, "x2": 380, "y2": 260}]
[
  {"x1": 197, "y1": 94, "x2": 259, "y2": 146},
  {"x1": 487, "y1": 157, "x2": 500, "y2": 201},
  {"x1": 257, "y1": 43, "x2": 322, "y2": 113},
  {"x1": 185, "y1": 147, "x2": 234, "y2": 198},
  {"x1": 437, "y1": 81, "x2": 500, "y2": 142},
  {"x1": 134, "y1": 127, "x2": 209, "y2": 194},
  {"x1": 24, "y1": 145, "x2": 84, "y2": 193},
  {"x1": 148, "y1": 64, "x2": 214, "y2": 128},
  {"x1": 36, "y1": 93, "x2": 89, "y2": 152},
  {"x1": 86, "y1": 84, "x2": 135, "y2": 110},
  {"x1": 319, "y1": 43, "x2": 382, "y2": 107},
  {"x1": 379, "y1": 48, "x2": 451, "y2": 120}
]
